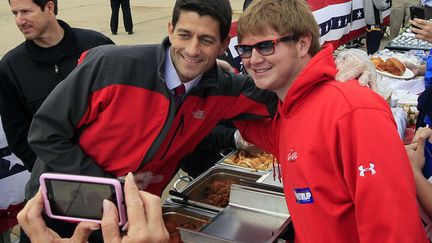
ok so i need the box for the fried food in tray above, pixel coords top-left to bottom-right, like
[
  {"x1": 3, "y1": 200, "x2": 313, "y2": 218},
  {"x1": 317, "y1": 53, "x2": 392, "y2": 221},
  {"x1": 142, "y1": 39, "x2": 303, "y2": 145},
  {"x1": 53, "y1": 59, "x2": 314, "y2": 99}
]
[
  {"x1": 201, "y1": 178, "x2": 236, "y2": 207},
  {"x1": 223, "y1": 150, "x2": 274, "y2": 171}
]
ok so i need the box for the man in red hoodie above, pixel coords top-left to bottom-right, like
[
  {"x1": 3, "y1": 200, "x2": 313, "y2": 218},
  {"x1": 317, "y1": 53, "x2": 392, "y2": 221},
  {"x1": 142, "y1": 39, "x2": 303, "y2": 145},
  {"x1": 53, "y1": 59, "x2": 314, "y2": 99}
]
[{"x1": 234, "y1": 0, "x2": 428, "y2": 242}]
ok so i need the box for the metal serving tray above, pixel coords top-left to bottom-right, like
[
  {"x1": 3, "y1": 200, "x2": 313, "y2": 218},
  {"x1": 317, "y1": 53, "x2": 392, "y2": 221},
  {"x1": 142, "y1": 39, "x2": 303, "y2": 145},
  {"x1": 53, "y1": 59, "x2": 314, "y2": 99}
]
[
  {"x1": 163, "y1": 203, "x2": 215, "y2": 227},
  {"x1": 162, "y1": 203, "x2": 217, "y2": 243},
  {"x1": 173, "y1": 166, "x2": 262, "y2": 211},
  {"x1": 385, "y1": 32, "x2": 432, "y2": 51},
  {"x1": 179, "y1": 184, "x2": 291, "y2": 243}
]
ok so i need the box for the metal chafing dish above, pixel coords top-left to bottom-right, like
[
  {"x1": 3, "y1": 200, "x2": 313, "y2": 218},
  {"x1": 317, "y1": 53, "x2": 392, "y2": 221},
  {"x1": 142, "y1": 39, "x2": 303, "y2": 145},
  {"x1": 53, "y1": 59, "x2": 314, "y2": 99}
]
[
  {"x1": 162, "y1": 203, "x2": 217, "y2": 243},
  {"x1": 171, "y1": 166, "x2": 262, "y2": 211},
  {"x1": 178, "y1": 184, "x2": 291, "y2": 243}
]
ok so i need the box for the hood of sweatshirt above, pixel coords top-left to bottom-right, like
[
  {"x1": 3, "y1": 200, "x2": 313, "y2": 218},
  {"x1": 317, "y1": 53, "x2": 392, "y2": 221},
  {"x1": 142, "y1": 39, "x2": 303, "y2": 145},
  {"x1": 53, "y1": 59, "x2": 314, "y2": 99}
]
[{"x1": 279, "y1": 44, "x2": 338, "y2": 117}]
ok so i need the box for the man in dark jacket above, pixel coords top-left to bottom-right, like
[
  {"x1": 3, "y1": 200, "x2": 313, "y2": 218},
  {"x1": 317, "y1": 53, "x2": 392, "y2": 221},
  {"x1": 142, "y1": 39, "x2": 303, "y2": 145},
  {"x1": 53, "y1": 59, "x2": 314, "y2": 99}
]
[{"x1": 0, "y1": 0, "x2": 114, "y2": 172}]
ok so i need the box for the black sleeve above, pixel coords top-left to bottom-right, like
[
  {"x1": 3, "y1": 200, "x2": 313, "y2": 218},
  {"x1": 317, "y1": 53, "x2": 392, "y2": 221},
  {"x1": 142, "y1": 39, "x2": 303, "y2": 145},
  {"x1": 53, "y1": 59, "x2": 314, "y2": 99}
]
[
  {"x1": 417, "y1": 86, "x2": 432, "y2": 129},
  {"x1": 197, "y1": 122, "x2": 236, "y2": 151},
  {"x1": 0, "y1": 68, "x2": 36, "y2": 170},
  {"x1": 180, "y1": 122, "x2": 236, "y2": 177}
]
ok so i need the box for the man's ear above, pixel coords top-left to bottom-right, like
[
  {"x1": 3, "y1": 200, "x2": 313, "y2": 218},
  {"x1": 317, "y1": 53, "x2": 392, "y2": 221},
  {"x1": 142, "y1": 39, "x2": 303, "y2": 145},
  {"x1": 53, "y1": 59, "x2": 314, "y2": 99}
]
[
  {"x1": 168, "y1": 22, "x2": 174, "y2": 43},
  {"x1": 297, "y1": 34, "x2": 312, "y2": 57},
  {"x1": 46, "y1": 1, "x2": 55, "y2": 15},
  {"x1": 218, "y1": 34, "x2": 231, "y2": 56}
]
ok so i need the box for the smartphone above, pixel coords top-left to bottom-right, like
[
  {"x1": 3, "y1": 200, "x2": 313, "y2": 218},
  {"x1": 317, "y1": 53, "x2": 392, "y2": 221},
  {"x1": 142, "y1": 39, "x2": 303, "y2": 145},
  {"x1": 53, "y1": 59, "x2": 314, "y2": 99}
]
[
  {"x1": 40, "y1": 173, "x2": 127, "y2": 225},
  {"x1": 410, "y1": 6, "x2": 425, "y2": 20}
]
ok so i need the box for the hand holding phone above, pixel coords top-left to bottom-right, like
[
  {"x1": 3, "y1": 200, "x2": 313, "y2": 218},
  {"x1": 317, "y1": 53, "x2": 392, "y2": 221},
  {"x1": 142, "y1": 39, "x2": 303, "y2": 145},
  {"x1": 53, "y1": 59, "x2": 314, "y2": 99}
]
[
  {"x1": 101, "y1": 173, "x2": 170, "y2": 242},
  {"x1": 39, "y1": 173, "x2": 127, "y2": 225},
  {"x1": 17, "y1": 189, "x2": 100, "y2": 243},
  {"x1": 20, "y1": 173, "x2": 169, "y2": 243}
]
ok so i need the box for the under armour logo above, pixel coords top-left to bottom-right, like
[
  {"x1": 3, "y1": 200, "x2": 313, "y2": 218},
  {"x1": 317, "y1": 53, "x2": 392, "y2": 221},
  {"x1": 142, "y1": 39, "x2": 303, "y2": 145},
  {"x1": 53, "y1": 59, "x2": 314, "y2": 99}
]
[
  {"x1": 358, "y1": 163, "x2": 376, "y2": 177},
  {"x1": 192, "y1": 110, "x2": 206, "y2": 120},
  {"x1": 287, "y1": 148, "x2": 298, "y2": 162}
]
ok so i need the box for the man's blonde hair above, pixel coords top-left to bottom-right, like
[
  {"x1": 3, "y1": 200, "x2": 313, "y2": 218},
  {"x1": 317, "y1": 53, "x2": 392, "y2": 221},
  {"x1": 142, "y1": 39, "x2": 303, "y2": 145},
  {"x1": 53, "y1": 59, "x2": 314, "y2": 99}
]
[{"x1": 237, "y1": 0, "x2": 321, "y2": 56}]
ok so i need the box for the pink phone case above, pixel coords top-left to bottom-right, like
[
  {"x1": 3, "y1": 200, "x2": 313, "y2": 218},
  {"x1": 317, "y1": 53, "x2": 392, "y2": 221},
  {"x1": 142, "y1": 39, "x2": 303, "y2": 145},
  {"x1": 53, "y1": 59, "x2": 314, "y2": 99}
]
[{"x1": 39, "y1": 173, "x2": 127, "y2": 225}]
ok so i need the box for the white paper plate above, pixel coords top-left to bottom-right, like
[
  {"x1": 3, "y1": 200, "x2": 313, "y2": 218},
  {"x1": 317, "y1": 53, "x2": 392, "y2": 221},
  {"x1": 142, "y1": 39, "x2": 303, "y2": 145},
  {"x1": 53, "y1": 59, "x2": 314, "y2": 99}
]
[{"x1": 376, "y1": 68, "x2": 414, "y2": 80}]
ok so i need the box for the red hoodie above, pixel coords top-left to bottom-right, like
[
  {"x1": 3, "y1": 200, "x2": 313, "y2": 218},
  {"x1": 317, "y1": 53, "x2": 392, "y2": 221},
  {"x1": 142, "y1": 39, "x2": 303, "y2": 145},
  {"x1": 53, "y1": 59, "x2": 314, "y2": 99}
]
[{"x1": 239, "y1": 45, "x2": 428, "y2": 243}]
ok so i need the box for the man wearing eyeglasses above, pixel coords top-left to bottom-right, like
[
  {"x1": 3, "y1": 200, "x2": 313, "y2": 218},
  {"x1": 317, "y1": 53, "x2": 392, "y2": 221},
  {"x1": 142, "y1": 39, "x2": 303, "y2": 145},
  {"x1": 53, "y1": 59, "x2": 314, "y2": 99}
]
[{"x1": 234, "y1": 0, "x2": 428, "y2": 242}]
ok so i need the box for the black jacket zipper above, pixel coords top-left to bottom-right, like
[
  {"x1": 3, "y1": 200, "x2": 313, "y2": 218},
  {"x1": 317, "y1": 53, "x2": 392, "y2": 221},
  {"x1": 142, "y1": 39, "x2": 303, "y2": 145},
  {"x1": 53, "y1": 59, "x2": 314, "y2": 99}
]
[
  {"x1": 54, "y1": 64, "x2": 60, "y2": 82},
  {"x1": 160, "y1": 114, "x2": 184, "y2": 160}
]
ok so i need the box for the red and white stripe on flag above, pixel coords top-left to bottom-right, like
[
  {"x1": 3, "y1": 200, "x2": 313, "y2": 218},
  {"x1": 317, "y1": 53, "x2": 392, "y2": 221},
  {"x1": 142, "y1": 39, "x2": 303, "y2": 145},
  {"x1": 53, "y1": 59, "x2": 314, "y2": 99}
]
[
  {"x1": 227, "y1": 0, "x2": 391, "y2": 61},
  {"x1": 311, "y1": 0, "x2": 390, "y2": 48}
]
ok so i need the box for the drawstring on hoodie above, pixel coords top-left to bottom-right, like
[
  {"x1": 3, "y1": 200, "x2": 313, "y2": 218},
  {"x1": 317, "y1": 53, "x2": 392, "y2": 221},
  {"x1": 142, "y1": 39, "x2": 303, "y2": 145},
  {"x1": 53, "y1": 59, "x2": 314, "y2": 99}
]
[
  {"x1": 273, "y1": 109, "x2": 282, "y2": 182},
  {"x1": 272, "y1": 156, "x2": 282, "y2": 182}
]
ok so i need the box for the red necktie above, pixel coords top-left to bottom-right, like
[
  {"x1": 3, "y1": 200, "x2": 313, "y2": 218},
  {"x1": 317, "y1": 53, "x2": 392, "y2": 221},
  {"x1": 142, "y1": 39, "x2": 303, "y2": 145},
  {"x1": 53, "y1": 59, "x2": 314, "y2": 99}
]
[{"x1": 173, "y1": 83, "x2": 186, "y2": 106}]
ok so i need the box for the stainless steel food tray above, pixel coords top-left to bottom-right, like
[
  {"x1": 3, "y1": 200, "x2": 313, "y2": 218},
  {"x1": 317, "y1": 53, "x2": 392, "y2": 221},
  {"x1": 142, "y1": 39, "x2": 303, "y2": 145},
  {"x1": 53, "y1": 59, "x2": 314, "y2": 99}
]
[
  {"x1": 172, "y1": 166, "x2": 262, "y2": 211},
  {"x1": 163, "y1": 203, "x2": 218, "y2": 243},
  {"x1": 162, "y1": 203, "x2": 216, "y2": 227},
  {"x1": 179, "y1": 184, "x2": 290, "y2": 243}
]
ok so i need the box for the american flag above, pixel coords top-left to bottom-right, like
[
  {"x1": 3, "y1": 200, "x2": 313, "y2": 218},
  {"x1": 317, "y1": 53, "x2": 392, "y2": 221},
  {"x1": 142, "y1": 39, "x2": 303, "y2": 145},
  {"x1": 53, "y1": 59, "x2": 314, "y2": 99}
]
[
  {"x1": 0, "y1": 116, "x2": 30, "y2": 231},
  {"x1": 312, "y1": 0, "x2": 390, "y2": 47},
  {"x1": 226, "y1": 0, "x2": 391, "y2": 72}
]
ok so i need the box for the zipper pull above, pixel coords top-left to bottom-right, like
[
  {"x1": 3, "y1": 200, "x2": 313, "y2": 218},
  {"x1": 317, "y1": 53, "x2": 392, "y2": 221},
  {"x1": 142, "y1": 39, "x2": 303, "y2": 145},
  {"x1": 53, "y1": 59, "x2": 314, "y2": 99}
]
[{"x1": 54, "y1": 65, "x2": 60, "y2": 81}]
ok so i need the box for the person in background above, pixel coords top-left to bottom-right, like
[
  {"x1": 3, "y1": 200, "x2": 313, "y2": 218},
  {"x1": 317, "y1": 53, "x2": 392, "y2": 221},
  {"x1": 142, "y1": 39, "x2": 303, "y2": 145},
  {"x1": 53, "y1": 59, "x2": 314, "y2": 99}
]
[
  {"x1": 109, "y1": 0, "x2": 134, "y2": 35},
  {"x1": 423, "y1": 0, "x2": 432, "y2": 19},
  {"x1": 0, "y1": 0, "x2": 114, "y2": 172},
  {"x1": 17, "y1": 173, "x2": 169, "y2": 243},
  {"x1": 234, "y1": 0, "x2": 428, "y2": 241},
  {"x1": 405, "y1": 126, "x2": 432, "y2": 240},
  {"x1": 411, "y1": 17, "x2": 432, "y2": 42},
  {"x1": 390, "y1": 0, "x2": 418, "y2": 39},
  {"x1": 393, "y1": 54, "x2": 431, "y2": 129},
  {"x1": 405, "y1": 18, "x2": 432, "y2": 129},
  {"x1": 363, "y1": 0, "x2": 390, "y2": 54}
]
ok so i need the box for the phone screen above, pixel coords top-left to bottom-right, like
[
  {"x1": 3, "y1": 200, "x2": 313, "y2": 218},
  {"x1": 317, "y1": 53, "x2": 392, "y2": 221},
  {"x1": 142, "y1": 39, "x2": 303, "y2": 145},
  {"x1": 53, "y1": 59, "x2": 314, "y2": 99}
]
[
  {"x1": 45, "y1": 179, "x2": 117, "y2": 220},
  {"x1": 410, "y1": 6, "x2": 425, "y2": 20}
]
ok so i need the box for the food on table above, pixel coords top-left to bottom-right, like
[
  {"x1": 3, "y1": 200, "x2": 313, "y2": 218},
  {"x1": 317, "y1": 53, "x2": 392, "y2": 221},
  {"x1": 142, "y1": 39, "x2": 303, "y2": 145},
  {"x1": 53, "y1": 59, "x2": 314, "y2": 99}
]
[
  {"x1": 370, "y1": 56, "x2": 384, "y2": 66},
  {"x1": 165, "y1": 219, "x2": 198, "y2": 243},
  {"x1": 201, "y1": 178, "x2": 237, "y2": 207},
  {"x1": 371, "y1": 56, "x2": 406, "y2": 76},
  {"x1": 224, "y1": 150, "x2": 274, "y2": 171}
]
